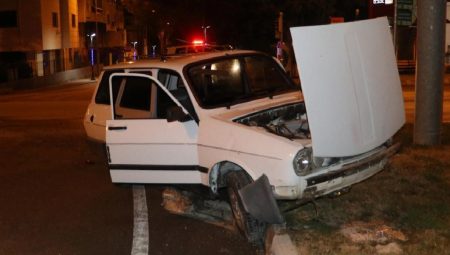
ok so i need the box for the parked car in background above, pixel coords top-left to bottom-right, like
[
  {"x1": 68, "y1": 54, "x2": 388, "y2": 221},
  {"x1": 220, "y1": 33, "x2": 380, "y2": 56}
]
[{"x1": 166, "y1": 43, "x2": 233, "y2": 55}]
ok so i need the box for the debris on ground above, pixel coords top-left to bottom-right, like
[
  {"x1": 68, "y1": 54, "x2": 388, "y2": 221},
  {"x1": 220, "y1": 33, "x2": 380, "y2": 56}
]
[
  {"x1": 162, "y1": 187, "x2": 298, "y2": 255},
  {"x1": 340, "y1": 221, "x2": 407, "y2": 244},
  {"x1": 161, "y1": 187, "x2": 234, "y2": 230}
]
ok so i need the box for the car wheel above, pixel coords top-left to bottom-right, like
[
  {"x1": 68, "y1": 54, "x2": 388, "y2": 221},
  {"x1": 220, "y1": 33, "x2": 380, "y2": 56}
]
[{"x1": 226, "y1": 171, "x2": 266, "y2": 246}]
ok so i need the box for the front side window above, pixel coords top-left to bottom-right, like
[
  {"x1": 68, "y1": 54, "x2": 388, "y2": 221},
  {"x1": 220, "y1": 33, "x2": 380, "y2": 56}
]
[
  {"x1": 158, "y1": 70, "x2": 184, "y2": 91},
  {"x1": 186, "y1": 54, "x2": 297, "y2": 108},
  {"x1": 158, "y1": 70, "x2": 196, "y2": 119}
]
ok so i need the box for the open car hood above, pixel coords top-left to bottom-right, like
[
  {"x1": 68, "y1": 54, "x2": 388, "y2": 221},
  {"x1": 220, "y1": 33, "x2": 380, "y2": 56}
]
[{"x1": 290, "y1": 17, "x2": 405, "y2": 157}]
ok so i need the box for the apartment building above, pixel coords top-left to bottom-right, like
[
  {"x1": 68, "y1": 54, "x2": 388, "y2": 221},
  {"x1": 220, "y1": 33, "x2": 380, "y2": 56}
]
[
  {"x1": 78, "y1": 0, "x2": 126, "y2": 65},
  {"x1": 0, "y1": 0, "x2": 126, "y2": 83}
]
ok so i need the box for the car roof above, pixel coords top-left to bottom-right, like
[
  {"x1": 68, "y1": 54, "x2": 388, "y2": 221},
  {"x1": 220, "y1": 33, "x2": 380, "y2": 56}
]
[{"x1": 104, "y1": 50, "x2": 259, "y2": 71}]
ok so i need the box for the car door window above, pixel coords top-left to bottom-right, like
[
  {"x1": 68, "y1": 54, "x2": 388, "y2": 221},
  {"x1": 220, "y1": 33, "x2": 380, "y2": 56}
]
[
  {"x1": 112, "y1": 76, "x2": 155, "y2": 119},
  {"x1": 158, "y1": 70, "x2": 197, "y2": 120},
  {"x1": 156, "y1": 86, "x2": 177, "y2": 119},
  {"x1": 157, "y1": 70, "x2": 184, "y2": 91},
  {"x1": 111, "y1": 75, "x2": 179, "y2": 120},
  {"x1": 95, "y1": 69, "x2": 152, "y2": 105}
]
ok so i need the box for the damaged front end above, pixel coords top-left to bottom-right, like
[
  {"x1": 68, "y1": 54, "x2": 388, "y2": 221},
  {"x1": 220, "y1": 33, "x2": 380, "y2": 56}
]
[
  {"x1": 236, "y1": 140, "x2": 400, "y2": 227},
  {"x1": 233, "y1": 102, "x2": 342, "y2": 178},
  {"x1": 234, "y1": 102, "x2": 310, "y2": 141},
  {"x1": 238, "y1": 174, "x2": 284, "y2": 224},
  {"x1": 232, "y1": 101, "x2": 402, "y2": 222}
]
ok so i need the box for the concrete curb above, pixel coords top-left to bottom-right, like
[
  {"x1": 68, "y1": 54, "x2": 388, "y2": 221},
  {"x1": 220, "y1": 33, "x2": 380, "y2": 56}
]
[
  {"x1": 270, "y1": 234, "x2": 298, "y2": 255},
  {"x1": 0, "y1": 66, "x2": 99, "y2": 94},
  {"x1": 265, "y1": 226, "x2": 299, "y2": 255}
]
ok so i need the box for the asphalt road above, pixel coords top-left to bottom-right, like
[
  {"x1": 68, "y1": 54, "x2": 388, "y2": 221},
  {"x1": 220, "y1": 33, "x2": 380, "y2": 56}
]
[{"x1": 0, "y1": 81, "x2": 255, "y2": 255}]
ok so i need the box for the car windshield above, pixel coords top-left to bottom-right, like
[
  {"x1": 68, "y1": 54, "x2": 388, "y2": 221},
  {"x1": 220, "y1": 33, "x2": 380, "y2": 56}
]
[{"x1": 186, "y1": 54, "x2": 298, "y2": 108}]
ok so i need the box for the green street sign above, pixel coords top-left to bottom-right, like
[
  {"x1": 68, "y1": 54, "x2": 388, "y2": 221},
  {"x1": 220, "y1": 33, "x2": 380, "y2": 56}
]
[{"x1": 396, "y1": 0, "x2": 415, "y2": 26}]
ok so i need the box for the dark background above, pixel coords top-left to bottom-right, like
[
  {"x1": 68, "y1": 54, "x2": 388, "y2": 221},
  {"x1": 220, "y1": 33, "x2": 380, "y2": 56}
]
[{"x1": 123, "y1": 0, "x2": 368, "y2": 54}]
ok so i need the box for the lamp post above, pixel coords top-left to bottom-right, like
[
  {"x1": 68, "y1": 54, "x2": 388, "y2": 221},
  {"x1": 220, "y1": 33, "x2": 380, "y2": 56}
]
[
  {"x1": 202, "y1": 25, "x2": 210, "y2": 45},
  {"x1": 131, "y1": 41, "x2": 138, "y2": 60},
  {"x1": 88, "y1": 33, "x2": 96, "y2": 80},
  {"x1": 94, "y1": 0, "x2": 99, "y2": 77}
]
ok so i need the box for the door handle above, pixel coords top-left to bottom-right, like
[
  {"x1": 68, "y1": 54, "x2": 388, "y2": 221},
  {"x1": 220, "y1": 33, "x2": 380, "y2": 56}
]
[{"x1": 108, "y1": 126, "x2": 127, "y2": 131}]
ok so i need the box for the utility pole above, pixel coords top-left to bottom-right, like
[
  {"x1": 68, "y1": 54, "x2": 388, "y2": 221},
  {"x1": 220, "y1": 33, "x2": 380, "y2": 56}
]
[{"x1": 414, "y1": 0, "x2": 446, "y2": 145}]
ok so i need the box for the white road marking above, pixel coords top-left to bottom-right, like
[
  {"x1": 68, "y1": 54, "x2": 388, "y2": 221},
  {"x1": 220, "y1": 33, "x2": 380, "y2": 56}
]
[{"x1": 131, "y1": 185, "x2": 149, "y2": 255}]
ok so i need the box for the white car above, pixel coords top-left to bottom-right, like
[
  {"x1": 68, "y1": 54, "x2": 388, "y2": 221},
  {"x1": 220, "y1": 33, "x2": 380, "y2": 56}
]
[{"x1": 84, "y1": 18, "x2": 405, "y2": 245}]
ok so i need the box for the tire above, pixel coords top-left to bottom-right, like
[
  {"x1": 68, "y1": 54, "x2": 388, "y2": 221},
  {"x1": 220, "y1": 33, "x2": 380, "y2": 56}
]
[{"x1": 226, "y1": 171, "x2": 266, "y2": 246}]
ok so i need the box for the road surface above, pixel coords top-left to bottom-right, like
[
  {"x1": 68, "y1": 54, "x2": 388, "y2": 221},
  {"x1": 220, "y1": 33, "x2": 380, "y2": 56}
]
[{"x1": 0, "y1": 81, "x2": 255, "y2": 255}]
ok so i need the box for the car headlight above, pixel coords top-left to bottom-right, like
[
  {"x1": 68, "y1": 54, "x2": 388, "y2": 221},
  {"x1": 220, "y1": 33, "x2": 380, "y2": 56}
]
[{"x1": 293, "y1": 148, "x2": 312, "y2": 176}]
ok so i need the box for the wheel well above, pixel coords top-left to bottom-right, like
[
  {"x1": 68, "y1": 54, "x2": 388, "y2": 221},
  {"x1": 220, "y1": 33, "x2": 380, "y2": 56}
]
[{"x1": 209, "y1": 161, "x2": 252, "y2": 194}]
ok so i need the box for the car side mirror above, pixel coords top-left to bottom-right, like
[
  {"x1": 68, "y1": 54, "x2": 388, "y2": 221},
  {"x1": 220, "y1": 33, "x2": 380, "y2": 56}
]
[{"x1": 167, "y1": 105, "x2": 191, "y2": 122}]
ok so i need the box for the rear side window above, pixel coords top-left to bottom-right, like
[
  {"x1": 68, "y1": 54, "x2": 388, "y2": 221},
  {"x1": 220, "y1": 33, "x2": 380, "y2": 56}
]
[{"x1": 95, "y1": 70, "x2": 124, "y2": 104}]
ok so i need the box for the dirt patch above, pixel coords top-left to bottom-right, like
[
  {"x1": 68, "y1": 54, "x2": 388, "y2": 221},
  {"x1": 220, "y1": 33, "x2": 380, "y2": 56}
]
[{"x1": 340, "y1": 221, "x2": 407, "y2": 244}]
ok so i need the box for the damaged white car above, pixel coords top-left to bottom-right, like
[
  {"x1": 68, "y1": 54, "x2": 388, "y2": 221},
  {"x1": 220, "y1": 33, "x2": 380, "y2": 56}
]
[{"x1": 97, "y1": 18, "x2": 404, "y2": 244}]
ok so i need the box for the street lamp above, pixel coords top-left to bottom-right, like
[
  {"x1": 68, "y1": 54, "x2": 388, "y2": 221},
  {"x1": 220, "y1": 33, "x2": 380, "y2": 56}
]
[
  {"x1": 131, "y1": 41, "x2": 138, "y2": 60},
  {"x1": 202, "y1": 25, "x2": 210, "y2": 45},
  {"x1": 87, "y1": 33, "x2": 96, "y2": 80}
]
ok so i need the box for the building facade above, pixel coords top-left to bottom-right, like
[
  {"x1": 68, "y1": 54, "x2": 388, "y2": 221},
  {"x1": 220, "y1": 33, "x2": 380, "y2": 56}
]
[
  {"x1": 78, "y1": 0, "x2": 126, "y2": 65},
  {"x1": 0, "y1": 0, "x2": 126, "y2": 83}
]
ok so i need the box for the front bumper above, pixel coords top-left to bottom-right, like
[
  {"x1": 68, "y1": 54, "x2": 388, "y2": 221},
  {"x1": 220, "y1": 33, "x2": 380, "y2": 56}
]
[
  {"x1": 272, "y1": 142, "x2": 400, "y2": 200},
  {"x1": 302, "y1": 142, "x2": 400, "y2": 199}
]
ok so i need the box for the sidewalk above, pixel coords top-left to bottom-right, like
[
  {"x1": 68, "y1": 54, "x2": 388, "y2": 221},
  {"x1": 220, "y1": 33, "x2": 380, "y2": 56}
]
[
  {"x1": 0, "y1": 66, "x2": 94, "y2": 95},
  {"x1": 0, "y1": 77, "x2": 97, "y2": 95}
]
